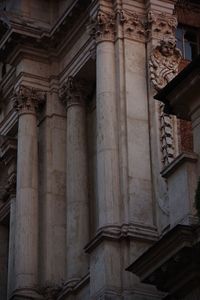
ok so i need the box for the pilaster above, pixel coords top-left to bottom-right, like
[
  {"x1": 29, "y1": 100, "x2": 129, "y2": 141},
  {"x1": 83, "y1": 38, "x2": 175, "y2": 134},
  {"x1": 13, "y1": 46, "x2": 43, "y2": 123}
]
[{"x1": 146, "y1": 0, "x2": 180, "y2": 232}]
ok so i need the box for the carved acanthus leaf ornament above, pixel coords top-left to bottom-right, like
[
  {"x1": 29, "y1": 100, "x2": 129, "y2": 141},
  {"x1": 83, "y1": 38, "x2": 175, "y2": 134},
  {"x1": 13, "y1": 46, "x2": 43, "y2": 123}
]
[
  {"x1": 118, "y1": 9, "x2": 145, "y2": 41},
  {"x1": 59, "y1": 77, "x2": 91, "y2": 110},
  {"x1": 12, "y1": 85, "x2": 46, "y2": 114},
  {"x1": 147, "y1": 11, "x2": 177, "y2": 39},
  {"x1": 89, "y1": 10, "x2": 115, "y2": 43}
]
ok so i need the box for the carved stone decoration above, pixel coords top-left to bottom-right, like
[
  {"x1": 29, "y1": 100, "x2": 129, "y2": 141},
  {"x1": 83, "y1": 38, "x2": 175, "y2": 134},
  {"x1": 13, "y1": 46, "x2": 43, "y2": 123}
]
[
  {"x1": 89, "y1": 10, "x2": 115, "y2": 43},
  {"x1": 149, "y1": 36, "x2": 182, "y2": 91},
  {"x1": 117, "y1": 9, "x2": 145, "y2": 41},
  {"x1": 59, "y1": 77, "x2": 91, "y2": 110},
  {"x1": 150, "y1": 36, "x2": 181, "y2": 166},
  {"x1": 147, "y1": 11, "x2": 177, "y2": 39},
  {"x1": 12, "y1": 85, "x2": 46, "y2": 114}
]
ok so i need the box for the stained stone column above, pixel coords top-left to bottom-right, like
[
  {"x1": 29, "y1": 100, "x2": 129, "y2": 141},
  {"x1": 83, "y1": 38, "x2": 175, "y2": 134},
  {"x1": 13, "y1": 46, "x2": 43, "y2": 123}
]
[
  {"x1": 93, "y1": 10, "x2": 120, "y2": 228},
  {"x1": 60, "y1": 77, "x2": 89, "y2": 283},
  {"x1": 13, "y1": 85, "x2": 45, "y2": 299}
]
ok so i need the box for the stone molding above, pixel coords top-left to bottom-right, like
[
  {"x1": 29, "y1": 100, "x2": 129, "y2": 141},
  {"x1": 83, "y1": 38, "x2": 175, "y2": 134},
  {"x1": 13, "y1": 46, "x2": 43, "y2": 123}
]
[
  {"x1": 12, "y1": 288, "x2": 44, "y2": 300},
  {"x1": 147, "y1": 11, "x2": 177, "y2": 40},
  {"x1": 85, "y1": 223, "x2": 158, "y2": 253},
  {"x1": 89, "y1": 10, "x2": 116, "y2": 43},
  {"x1": 59, "y1": 77, "x2": 91, "y2": 110},
  {"x1": 57, "y1": 274, "x2": 89, "y2": 300},
  {"x1": 12, "y1": 85, "x2": 46, "y2": 115}
]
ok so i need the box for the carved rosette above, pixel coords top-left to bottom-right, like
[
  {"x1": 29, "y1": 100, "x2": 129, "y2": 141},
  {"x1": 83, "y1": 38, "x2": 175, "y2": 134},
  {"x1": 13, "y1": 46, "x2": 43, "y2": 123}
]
[
  {"x1": 147, "y1": 11, "x2": 177, "y2": 40},
  {"x1": 89, "y1": 10, "x2": 116, "y2": 43},
  {"x1": 59, "y1": 77, "x2": 91, "y2": 110},
  {"x1": 117, "y1": 9, "x2": 145, "y2": 42},
  {"x1": 12, "y1": 85, "x2": 46, "y2": 115},
  {"x1": 149, "y1": 36, "x2": 182, "y2": 166}
]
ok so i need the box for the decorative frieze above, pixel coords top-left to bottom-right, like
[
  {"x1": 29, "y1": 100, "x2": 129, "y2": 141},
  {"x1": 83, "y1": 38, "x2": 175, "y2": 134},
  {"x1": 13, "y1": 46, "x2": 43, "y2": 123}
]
[
  {"x1": 59, "y1": 77, "x2": 91, "y2": 110},
  {"x1": 147, "y1": 11, "x2": 177, "y2": 40},
  {"x1": 117, "y1": 9, "x2": 145, "y2": 42},
  {"x1": 89, "y1": 10, "x2": 116, "y2": 43},
  {"x1": 12, "y1": 85, "x2": 46, "y2": 114}
]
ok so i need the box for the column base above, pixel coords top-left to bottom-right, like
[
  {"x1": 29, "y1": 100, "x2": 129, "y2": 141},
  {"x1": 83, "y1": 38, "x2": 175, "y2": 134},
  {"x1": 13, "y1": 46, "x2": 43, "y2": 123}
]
[{"x1": 11, "y1": 288, "x2": 44, "y2": 300}]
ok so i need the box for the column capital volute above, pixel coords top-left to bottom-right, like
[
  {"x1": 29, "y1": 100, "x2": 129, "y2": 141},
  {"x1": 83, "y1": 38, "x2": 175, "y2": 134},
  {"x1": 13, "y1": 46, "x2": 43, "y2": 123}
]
[
  {"x1": 88, "y1": 9, "x2": 116, "y2": 43},
  {"x1": 12, "y1": 85, "x2": 46, "y2": 115},
  {"x1": 59, "y1": 77, "x2": 91, "y2": 110}
]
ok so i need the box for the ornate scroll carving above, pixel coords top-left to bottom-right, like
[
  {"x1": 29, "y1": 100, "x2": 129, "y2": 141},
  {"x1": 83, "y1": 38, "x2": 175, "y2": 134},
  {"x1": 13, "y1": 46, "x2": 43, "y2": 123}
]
[
  {"x1": 117, "y1": 9, "x2": 145, "y2": 41},
  {"x1": 59, "y1": 77, "x2": 91, "y2": 110},
  {"x1": 147, "y1": 11, "x2": 177, "y2": 39},
  {"x1": 89, "y1": 10, "x2": 115, "y2": 43},
  {"x1": 12, "y1": 85, "x2": 46, "y2": 114},
  {"x1": 149, "y1": 36, "x2": 181, "y2": 166},
  {"x1": 149, "y1": 36, "x2": 181, "y2": 91}
]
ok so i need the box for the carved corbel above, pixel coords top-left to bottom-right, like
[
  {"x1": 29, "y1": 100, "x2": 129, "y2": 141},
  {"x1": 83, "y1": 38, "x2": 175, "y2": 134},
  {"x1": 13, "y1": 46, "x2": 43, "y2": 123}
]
[{"x1": 149, "y1": 35, "x2": 182, "y2": 91}]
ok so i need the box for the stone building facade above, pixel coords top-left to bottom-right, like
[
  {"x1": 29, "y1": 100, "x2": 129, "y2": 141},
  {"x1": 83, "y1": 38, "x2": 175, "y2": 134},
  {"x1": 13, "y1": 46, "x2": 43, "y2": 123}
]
[{"x1": 0, "y1": 0, "x2": 199, "y2": 299}]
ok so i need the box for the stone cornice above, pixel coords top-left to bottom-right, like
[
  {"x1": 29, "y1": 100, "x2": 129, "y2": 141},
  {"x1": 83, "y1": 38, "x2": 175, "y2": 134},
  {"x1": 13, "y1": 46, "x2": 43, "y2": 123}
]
[
  {"x1": 0, "y1": 109, "x2": 18, "y2": 136},
  {"x1": 0, "y1": 0, "x2": 92, "y2": 61},
  {"x1": 0, "y1": 136, "x2": 17, "y2": 165},
  {"x1": 0, "y1": 198, "x2": 10, "y2": 222},
  {"x1": 85, "y1": 223, "x2": 158, "y2": 253}
]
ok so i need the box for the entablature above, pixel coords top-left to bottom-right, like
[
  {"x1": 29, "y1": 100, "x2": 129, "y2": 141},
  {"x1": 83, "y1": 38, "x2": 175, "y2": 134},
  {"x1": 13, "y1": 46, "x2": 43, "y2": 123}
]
[{"x1": 0, "y1": 0, "x2": 92, "y2": 62}]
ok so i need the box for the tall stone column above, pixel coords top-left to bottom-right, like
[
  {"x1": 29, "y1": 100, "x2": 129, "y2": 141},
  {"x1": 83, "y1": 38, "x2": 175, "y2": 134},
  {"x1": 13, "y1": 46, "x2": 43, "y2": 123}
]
[
  {"x1": 92, "y1": 9, "x2": 120, "y2": 228},
  {"x1": 60, "y1": 77, "x2": 89, "y2": 284},
  {"x1": 12, "y1": 85, "x2": 45, "y2": 299}
]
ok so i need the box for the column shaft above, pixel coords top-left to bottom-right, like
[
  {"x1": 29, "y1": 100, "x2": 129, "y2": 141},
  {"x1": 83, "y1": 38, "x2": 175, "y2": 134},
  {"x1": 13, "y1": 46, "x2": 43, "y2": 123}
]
[
  {"x1": 15, "y1": 112, "x2": 39, "y2": 288},
  {"x1": 60, "y1": 77, "x2": 90, "y2": 282},
  {"x1": 96, "y1": 40, "x2": 120, "y2": 227}
]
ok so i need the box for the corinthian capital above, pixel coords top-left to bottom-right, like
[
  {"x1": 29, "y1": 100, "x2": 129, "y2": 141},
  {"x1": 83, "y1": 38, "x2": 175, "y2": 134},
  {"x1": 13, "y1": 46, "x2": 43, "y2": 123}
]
[
  {"x1": 117, "y1": 9, "x2": 145, "y2": 42},
  {"x1": 59, "y1": 77, "x2": 91, "y2": 110},
  {"x1": 147, "y1": 11, "x2": 177, "y2": 40},
  {"x1": 12, "y1": 85, "x2": 46, "y2": 114},
  {"x1": 89, "y1": 10, "x2": 116, "y2": 43}
]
